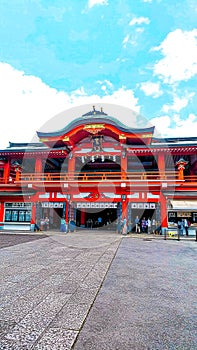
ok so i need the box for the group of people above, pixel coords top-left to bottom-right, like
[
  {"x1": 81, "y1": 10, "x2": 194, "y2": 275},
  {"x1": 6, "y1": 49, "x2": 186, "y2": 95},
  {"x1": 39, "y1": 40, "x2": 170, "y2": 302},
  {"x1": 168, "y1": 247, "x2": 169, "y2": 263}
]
[
  {"x1": 34, "y1": 217, "x2": 50, "y2": 231},
  {"x1": 134, "y1": 216, "x2": 160, "y2": 234},
  {"x1": 177, "y1": 218, "x2": 190, "y2": 236},
  {"x1": 60, "y1": 218, "x2": 76, "y2": 233}
]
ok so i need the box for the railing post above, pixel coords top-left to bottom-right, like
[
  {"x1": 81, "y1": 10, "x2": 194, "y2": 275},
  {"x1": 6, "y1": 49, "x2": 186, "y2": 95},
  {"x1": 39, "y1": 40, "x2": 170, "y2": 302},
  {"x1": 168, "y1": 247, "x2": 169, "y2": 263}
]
[{"x1": 195, "y1": 230, "x2": 197, "y2": 242}]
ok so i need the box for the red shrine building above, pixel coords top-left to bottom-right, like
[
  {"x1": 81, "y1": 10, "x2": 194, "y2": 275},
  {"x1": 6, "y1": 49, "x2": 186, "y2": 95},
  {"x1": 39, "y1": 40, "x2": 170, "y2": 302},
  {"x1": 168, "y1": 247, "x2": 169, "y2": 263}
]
[{"x1": 0, "y1": 106, "x2": 197, "y2": 234}]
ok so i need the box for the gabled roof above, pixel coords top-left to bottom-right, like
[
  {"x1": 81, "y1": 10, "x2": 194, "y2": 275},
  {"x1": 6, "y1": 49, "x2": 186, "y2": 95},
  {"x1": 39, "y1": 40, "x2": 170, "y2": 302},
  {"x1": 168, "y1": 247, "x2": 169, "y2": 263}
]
[{"x1": 37, "y1": 107, "x2": 155, "y2": 148}]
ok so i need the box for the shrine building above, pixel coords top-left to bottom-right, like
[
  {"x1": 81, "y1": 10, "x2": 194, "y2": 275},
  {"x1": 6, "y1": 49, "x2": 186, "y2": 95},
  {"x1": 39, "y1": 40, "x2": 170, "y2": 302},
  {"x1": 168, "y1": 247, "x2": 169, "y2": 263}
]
[{"x1": 0, "y1": 106, "x2": 197, "y2": 234}]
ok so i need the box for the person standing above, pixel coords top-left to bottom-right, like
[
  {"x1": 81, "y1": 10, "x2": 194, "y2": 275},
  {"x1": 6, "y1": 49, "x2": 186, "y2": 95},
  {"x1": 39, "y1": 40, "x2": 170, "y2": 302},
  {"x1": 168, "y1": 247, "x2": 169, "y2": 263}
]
[
  {"x1": 44, "y1": 216, "x2": 50, "y2": 231},
  {"x1": 147, "y1": 218, "x2": 152, "y2": 234},
  {"x1": 177, "y1": 220, "x2": 184, "y2": 236},
  {"x1": 117, "y1": 217, "x2": 121, "y2": 234},
  {"x1": 183, "y1": 218, "x2": 189, "y2": 236},
  {"x1": 141, "y1": 217, "x2": 147, "y2": 233},
  {"x1": 152, "y1": 218, "x2": 156, "y2": 234},
  {"x1": 98, "y1": 216, "x2": 102, "y2": 227},
  {"x1": 122, "y1": 217, "x2": 127, "y2": 235},
  {"x1": 134, "y1": 216, "x2": 140, "y2": 233}
]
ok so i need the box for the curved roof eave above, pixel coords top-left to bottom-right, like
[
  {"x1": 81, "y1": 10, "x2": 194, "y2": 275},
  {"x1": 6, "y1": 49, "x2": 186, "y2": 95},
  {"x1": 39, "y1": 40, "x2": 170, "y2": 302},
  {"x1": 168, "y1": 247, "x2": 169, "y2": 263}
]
[{"x1": 37, "y1": 115, "x2": 155, "y2": 138}]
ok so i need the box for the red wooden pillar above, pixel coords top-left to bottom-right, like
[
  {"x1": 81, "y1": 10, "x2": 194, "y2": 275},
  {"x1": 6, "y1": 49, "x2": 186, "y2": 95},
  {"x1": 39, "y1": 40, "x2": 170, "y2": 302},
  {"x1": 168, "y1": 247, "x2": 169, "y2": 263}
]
[
  {"x1": 4, "y1": 161, "x2": 10, "y2": 184},
  {"x1": 65, "y1": 200, "x2": 69, "y2": 224},
  {"x1": 160, "y1": 193, "x2": 168, "y2": 230},
  {"x1": 121, "y1": 150, "x2": 128, "y2": 222},
  {"x1": 122, "y1": 197, "x2": 128, "y2": 222},
  {"x1": 31, "y1": 204, "x2": 36, "y2": 224},
  {"x1": 121, "y1": 150, "x2": 127, "y2": 180},
  {"x1": 0, "y1": 202, "x2": 4, "y2": 222},
  {"x1": 35, "y1": 158, "x2": 42, "y2": 173},
  {"x1": 158, "y1": 152, "x2": 165, "y2": 178},
  {"x1": 80, "y1": 210, "x2": 86, "y2": 227}
]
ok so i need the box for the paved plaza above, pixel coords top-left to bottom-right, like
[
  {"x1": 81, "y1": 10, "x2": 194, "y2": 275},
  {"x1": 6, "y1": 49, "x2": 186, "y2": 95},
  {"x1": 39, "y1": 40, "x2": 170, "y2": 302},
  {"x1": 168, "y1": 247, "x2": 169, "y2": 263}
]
[{"x1": 0, "y1": 231, "x2": 196, "y2": 349}]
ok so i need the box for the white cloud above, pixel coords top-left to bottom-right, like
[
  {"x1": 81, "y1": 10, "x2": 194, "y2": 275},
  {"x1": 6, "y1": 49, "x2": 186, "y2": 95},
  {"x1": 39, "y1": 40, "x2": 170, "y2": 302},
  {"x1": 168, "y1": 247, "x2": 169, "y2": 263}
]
[
  {"x1": 88, "y1": 0, "x2": 108, "y2": 8},
  {"x1": 162, "y1": 92, "x2": 195, "y2": 113},
  {"x1": 122, "y1": 34, "x2": 130, "y2": 48},
  {"x1": 0, "y1": 63, "x2": 140, "y2": 148},
  {"x1": 153, "y1": 29, "x2": 197, "y2": 83},
  {"x1": 150, "y1": 113, "x2": 197, "y2": 138},
  {"x1": 97, "y1": 79, "x2": 113, "y2": 90},
  {"x1": 129, "y1": 17, "x2": 150, "y2": 26},
  {"x1": 150, "y1": 116, "x2": 171, "y2": 137},
  {"x1": 140, "y1": 81, "x2": 163, "y2": 98}
]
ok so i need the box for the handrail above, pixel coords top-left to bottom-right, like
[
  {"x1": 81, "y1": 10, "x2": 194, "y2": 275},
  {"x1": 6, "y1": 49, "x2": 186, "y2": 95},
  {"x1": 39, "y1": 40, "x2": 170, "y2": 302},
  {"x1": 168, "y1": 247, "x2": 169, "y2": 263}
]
[
  {"x1": 0, "y1": 170, "x2": 197, "y2": 185},
  {"x1": 17, "y1": 170, "x2": 180, "y2": 182},
  {"x1": 3, "y1": 171, "x2": 197, "y2": 184}
]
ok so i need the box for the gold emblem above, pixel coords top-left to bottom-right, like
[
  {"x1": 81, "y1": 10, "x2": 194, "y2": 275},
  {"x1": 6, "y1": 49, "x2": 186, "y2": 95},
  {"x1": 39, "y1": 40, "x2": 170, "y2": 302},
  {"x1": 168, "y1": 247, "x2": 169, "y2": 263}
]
[
  {"x1": 83, "y1": 124, "x2": 105, "y2": 135},
  {"x1": 62, "y1": 136, "x2": 70, "y2": 141}
]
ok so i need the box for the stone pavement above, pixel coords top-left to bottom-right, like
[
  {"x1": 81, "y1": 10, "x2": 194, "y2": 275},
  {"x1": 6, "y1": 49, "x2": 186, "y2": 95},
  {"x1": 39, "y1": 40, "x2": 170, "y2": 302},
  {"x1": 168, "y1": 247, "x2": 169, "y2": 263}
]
[{"x1": 0, "y1": 231, "x2": 196, "y2": 349}]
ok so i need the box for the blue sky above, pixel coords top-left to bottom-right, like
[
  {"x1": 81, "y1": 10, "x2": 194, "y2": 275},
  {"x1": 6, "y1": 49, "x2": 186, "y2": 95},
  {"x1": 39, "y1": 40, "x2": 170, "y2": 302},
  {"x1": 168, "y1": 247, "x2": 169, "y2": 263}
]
[{"x1": 0, "y1": 0, "x2": 197, "y2": 147}]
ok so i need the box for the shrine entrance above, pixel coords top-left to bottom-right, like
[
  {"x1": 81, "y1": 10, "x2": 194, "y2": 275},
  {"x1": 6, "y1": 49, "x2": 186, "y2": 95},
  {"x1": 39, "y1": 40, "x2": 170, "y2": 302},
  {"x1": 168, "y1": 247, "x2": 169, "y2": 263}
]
[{"x1": 75, "y1": 202, "x2": 120, "y2": 230}]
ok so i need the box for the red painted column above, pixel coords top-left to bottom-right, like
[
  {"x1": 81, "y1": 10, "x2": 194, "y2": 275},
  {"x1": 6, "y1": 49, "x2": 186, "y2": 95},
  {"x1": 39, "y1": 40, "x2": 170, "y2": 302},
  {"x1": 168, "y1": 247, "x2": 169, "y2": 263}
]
[
  {"x1": 4, "y1": 161, "x2": 10, "y2": 184},
  {"x1": 65, "y1": 200, "x2": 69, "y2": 225},
  {"x1": 80, "y1": 210, "x2": 86, "y2": 227},
  {"x1": 121, "y1": 150, "x2": 128, "y2": 223},
  {"x1": 35, "y1": 158, "x2": 42, "y2": 173},
  {"x1": 121, "y1": 150, "x2": 127, "y2": 180},
  {"x1": 31, "y1": 204, "x2": 36, "y2": 224},
  {"x1": 158, "y1": 152, "x2": 165, "y2": 179},
  {"x1": 160, "y1": 193, "x2": 168, "y2": 230},
  {"x1": 0, "y1": 202, "x2": 4, "y2": 222},
  {"x1": 122, "y1": 198, "x2": 128, "y2": 222}
]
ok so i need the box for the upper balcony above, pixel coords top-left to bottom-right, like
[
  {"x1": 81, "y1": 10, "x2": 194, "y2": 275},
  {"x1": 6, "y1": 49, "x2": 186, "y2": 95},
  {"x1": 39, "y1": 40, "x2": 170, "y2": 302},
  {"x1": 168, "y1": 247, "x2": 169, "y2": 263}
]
[{"x1": 0, "y1": 170, "x2": 195, "y2": 192}]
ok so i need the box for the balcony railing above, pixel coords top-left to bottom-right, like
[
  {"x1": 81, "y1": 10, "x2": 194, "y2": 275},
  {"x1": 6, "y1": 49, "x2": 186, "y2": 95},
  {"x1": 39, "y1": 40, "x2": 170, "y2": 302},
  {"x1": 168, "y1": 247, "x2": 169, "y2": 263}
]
[
  {"x1": 18, "y1": 170, "x2": 179, "y2": 182},
  {"x1": 1, "y1": 171, "x2": 197, "y2": 184}
]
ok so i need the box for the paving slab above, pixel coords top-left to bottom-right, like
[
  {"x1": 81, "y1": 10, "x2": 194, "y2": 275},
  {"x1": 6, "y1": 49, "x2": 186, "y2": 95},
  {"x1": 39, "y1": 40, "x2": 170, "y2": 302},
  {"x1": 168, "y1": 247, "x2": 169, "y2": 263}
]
[
  {"x1": 73, "y1": 238, "x2": 197, "y2": 350},
  {"x1": 0, "y1": 231, "x2": 121, "y2": 349},
  {"x1": 0, "y1": 231, "x2": 196, "y2": 349}
]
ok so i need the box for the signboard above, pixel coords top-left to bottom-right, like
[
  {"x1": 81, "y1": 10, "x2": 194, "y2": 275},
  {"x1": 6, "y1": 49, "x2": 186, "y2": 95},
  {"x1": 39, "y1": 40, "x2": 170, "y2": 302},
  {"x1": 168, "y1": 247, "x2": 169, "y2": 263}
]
[
  {"x1": 177, "y1": 211, "x2": 192, "y2": 218},
  {"x1": 5, "y1": 202, "x2": 32, "y2": 208},
  {"x1": 76, "y1": 202, "x2": 117, "y2": 209},
  {"x1": 131, "y1": 203, "x2": 155, "y2": 209},
  {"x1": 41, "y1": 202, "x2": 64, "y2": 208}
]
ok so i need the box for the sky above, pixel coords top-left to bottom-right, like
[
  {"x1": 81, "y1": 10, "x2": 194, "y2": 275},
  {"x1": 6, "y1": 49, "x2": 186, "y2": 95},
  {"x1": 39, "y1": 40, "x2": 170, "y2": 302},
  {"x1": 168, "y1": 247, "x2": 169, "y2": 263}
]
[{"x1": 0, "y1": 0, "x2": 197, "y2": 148}]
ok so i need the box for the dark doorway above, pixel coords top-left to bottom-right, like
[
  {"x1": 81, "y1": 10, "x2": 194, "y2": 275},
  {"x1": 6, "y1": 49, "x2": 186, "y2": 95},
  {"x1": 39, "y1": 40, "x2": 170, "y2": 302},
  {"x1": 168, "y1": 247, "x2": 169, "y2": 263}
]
[{"x1": 76, "y1": 208, "x2": 118, "y2": 230}]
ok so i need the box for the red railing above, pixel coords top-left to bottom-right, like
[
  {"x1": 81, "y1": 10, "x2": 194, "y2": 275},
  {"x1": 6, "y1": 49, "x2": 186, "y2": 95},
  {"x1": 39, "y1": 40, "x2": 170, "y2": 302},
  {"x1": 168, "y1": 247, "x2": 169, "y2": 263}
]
[
  {"x1": 18, "y1": 171, "x2": 179, "y2": 182},
  {"x1": 1, "y1": 171, "x2": 197, "y2": 184}
]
